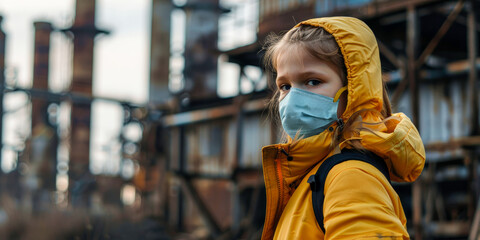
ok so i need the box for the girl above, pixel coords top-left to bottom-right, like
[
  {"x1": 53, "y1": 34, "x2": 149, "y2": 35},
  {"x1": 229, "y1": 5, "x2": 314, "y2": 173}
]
[{"x1": 261, "y1": 17, "x2": 425, "y2": 239}]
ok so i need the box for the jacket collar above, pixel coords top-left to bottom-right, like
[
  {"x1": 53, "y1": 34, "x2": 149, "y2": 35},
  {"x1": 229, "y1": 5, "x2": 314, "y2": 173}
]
[
  {"x1": 261, "y1": 122, "x2": 338, "y2": 240},
  {"x1": 263, "y1": 122, "x2": 337, "y2": 188}
]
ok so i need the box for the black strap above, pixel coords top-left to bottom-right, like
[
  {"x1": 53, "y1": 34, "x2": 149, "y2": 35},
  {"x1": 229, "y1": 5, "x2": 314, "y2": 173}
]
[{"x1": 307, "y1": 149, "x2": 391, "y2": 233}]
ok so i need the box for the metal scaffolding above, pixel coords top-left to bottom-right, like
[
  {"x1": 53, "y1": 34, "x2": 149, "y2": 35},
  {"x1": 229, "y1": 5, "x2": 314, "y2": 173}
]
[{"x1": 159, "y1": 0, "x2": 480, "y2": 239}]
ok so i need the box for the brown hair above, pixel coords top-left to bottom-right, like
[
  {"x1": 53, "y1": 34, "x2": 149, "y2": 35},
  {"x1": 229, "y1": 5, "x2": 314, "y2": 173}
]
[{"x1": 263, "y1": 24, "x2": 393, "y2": 149}]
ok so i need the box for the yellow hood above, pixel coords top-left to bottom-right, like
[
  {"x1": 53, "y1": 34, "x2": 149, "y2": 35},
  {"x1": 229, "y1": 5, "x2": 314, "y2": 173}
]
[{"x1": 261, "y1": 17, "x2": 426, "y2": 239}]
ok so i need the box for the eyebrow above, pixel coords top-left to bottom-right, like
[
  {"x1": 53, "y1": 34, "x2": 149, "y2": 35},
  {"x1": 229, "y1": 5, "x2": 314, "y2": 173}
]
[{"x1": 276, "y1": 70, "x2": 329, "y2": 82}]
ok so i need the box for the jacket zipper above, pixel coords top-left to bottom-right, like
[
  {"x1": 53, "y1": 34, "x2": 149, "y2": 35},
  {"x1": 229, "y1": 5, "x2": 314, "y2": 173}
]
[{"x1": 273, "y1": 147, "x2": 285, "y2": 228}]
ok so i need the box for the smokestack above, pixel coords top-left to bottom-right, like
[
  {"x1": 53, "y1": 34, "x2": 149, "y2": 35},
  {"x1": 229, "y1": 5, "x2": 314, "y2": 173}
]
[
  {"x1": 68, "y1": 0, "x2": 104, "y2": 206},
  {"x1": 31, "y1": 21, "x2": 52, "y2": 129},
  {"x1": 182, "y1": 0, "x2": 221, "y2": 104},
  {"x1": 71, "y1": 0, "x2": 96, "y2": 94},
  {"x1": 149, "y1": 0, "x2": 172, "y2": 105},
  {"x1": 31, "y1": 21, "x2": 57, "y2": 193}
]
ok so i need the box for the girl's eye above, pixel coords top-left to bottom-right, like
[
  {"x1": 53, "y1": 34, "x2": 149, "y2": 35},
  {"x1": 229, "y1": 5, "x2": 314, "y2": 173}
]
[
  {"x1": 280, "y1": 84, "x2": 291, "y2": 91},
  {"x1": 306, "y1": 79, "x2": 321, "y2": 86}
]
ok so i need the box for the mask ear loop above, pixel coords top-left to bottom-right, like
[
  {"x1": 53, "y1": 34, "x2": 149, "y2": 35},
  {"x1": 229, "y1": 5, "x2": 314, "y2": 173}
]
[{"x1": 333, "y1": 86, "x2": 348, "y2": 102}]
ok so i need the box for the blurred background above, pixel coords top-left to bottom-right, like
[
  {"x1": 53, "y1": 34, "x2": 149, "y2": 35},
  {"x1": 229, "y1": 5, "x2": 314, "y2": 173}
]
[{"x1": 0, "y1": 0, "x2": 479, "y2": 239}]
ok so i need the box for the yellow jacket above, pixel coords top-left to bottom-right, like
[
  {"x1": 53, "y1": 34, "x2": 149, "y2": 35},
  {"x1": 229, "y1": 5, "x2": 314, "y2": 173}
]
[{"x1": 261, "y1": 17, "x2": 425, "y2": 240}]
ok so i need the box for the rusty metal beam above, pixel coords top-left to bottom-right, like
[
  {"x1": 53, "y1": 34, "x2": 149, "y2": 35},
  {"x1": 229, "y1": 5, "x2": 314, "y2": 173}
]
[
  {"x1": 378, "y1": 40, "x2": 403, "y2": 69},
  {"x1": 447, "y1": 58, "x2": 480, "y2": 72},
  {"x1": 413, "y1": 179, "x2": 423, "y2": 239},
  {"x1": 427, "y1": 221, "x2": 470, "y2": 236},
  {"x1": 415, "y1": 0, "x2": 465, "y2": 69},
  {"x1": 467, "y1": 2, "x2": 479, "y2": 235},
  {"x1": 316, "y1": 0, "x2": 445, "y2": 20},
  {"x1": 173, "y1": 171, "x2": 231, "y2": 180},
  {"x1": 233, "y1": 95, "x2": 248, "y2": 170},
  {"x1": 407, "y1": 5, "x2": 420, "y2": 127},
  {"x1": 467, "y1": 0, "x2": 479, "y2": 135},
  {"x1": 424, "y1": 162, "x2": 436, "y2": 224},
  {"x1": 391, "y1": 59, "x2": 408, "y2": 108},
  {"x1": 425, "y1": 136, "x2": 480, "y2": 151},
  {"x1": 0, "y1": 16, "x2": 5, "y2": 181},
  {"x1": 441, "y1": 13, "x2": 480, "y2": 32},
  {"x1": 378, "y1": 39, "x2": 407, "y2": 109},
  {"x1": 177, "y1": 126, "x2": 186, "y2": 230},
  {"x1": 179, "y1": 174, "x2": 222, "y2": 238},
  {"x1": 6, "y1": 86, "x2": 139, "y2": 106},
  {"x1": 362, "y1": 0, "x2": 445, "y2": 18},
  {"x1": 407, "y1": 5, "x2": 423, "y2": 240},
  {"x1": 468, "y1": 149, "x2": 478, "y2": 230},
  {"x1": 162, "y1": 98, "x2": 265, "y2": 127},
  {"x1": 219, "y1": 178, "x2": 263, "y2": 240},
  {"x1": 470, "y1": 198, "x2": 480, "y2": 239}
]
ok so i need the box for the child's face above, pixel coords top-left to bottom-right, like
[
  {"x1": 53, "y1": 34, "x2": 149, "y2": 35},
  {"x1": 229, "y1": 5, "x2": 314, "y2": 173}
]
[
  {"x1": 275, "y1": 45, "x2": 347, "y2": 118},
  {"x1": 275, "y1": 45, "x2": 344, "y2": 102}
]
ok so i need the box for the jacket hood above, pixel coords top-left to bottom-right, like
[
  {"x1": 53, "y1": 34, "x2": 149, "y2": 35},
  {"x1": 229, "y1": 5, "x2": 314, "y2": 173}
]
[
  {"x1": 274, "y1": 17, "x2": 425, "y2": 182},
  {"x1": 296, "y1": 17, "x2": 383, "y2": 120}
]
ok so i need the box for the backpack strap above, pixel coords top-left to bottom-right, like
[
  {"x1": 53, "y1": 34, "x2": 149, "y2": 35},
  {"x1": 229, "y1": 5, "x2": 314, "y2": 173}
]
[{"x1": 307, "y1": 149, "x2": 391, "y2": 233}]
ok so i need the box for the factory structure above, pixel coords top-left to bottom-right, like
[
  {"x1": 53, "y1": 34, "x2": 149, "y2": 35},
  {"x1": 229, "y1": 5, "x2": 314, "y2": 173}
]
[{"x1": 0, "y1": 0, "x2": 479, "y2": 239}]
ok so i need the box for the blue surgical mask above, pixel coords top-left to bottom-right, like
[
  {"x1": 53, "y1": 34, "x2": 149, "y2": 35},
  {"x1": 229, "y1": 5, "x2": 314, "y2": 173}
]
[{"x1": 279, "y1": 87, "x2": 347, "y2": 139}]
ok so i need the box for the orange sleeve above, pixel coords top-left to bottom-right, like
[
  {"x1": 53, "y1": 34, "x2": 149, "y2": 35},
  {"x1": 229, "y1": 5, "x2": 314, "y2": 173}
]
[{"x1": 323, "y1": 160, "x2": 409, "y2": 240}]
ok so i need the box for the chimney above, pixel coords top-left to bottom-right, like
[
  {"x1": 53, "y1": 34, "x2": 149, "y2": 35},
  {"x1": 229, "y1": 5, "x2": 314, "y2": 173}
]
[
  {"x1": 68, "y1": 0, "x2": 104, "y2": 205},
  {"x1": 182, "y1": 0, "x2": 221, "y2": 104},
  {"x1": 31, "y1": 21, "x2": 57, "y2": 193},
  {"x1": 31, "y1": 21, "x2": 52, "y2": 129},
  {"x1": 149, "y1": 0, "x2": 172, "y2": 105}
]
